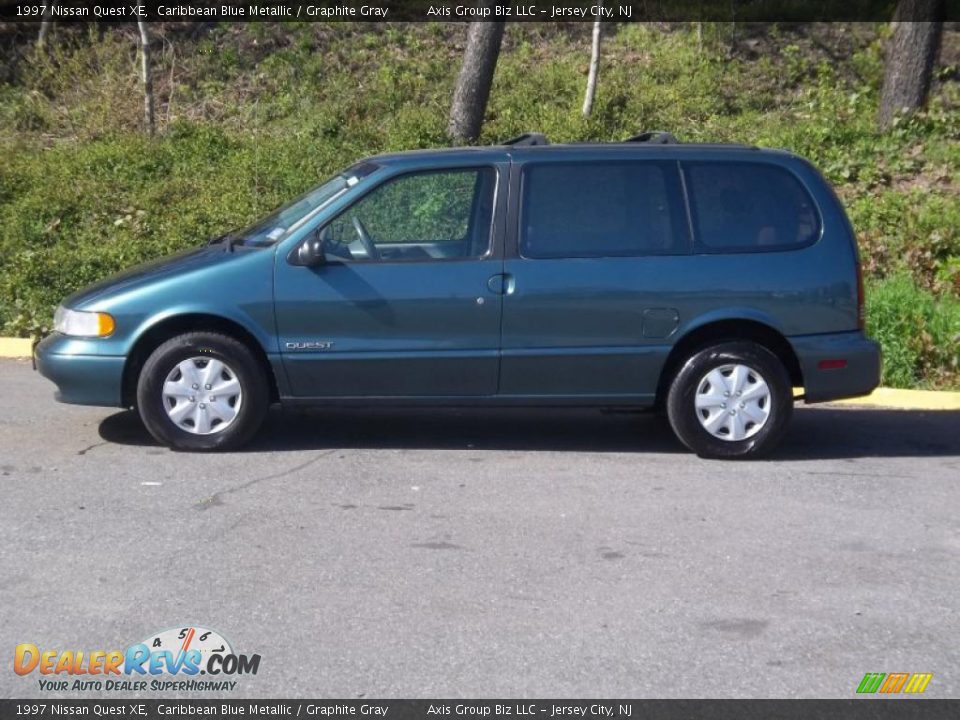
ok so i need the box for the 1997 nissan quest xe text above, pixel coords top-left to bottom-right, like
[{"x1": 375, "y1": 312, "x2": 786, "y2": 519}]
[{"x1": 35, "y1": 132, "x2": 881, "y2": 458}]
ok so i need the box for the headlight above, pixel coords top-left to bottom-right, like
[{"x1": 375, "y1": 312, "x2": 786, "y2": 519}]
[{"x1": 53, "y1": 306, "x2": 116, "y2": 337}]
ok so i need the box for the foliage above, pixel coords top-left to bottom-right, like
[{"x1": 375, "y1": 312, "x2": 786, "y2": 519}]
[
  {"x1": 866, "y1": 275, "x2": 960, "y2": 389},
  {"x1": 0, "y1": 22, "x2": 957, "y2": 387}
]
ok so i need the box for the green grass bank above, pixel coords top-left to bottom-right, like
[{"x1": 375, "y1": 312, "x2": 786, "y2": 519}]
[{"x1": 0, "y1": 22, "x2": 957, "y2": 387}]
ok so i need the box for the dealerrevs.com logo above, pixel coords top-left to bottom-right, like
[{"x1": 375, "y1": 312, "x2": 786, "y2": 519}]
[{"x1": 14, "y1": 626, "x2": 261, "y2": 692}]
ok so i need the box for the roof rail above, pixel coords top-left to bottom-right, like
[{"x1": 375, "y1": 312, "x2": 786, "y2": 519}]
[
  {"x1": 624, "y1": 131, "x2": 679, "y2": 144},
  {"x1": 503, "y1": 132, "x2": 549, "y2": 147}
]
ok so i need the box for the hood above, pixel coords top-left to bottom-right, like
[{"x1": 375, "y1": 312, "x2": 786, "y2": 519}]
[{"x1": 63, "y1": 245, "x2": 241, "y2": 308}]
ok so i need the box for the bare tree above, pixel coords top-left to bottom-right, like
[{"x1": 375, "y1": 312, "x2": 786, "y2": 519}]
[
  {"x1": 878, "y1": 0, "x2": 945, "y2": 129},
  {"x1": 37, "y1": 2, "x2": 56, "y2": 49},
  {"x1": 448, "y1": 20, "x2": 506, "y2": 144},
  {"x1": 137, "y1": 21, "x2": 156, "y2": 136},
  {"x1": 582, "y1": 14, "x2": 602, "y2": 117}
]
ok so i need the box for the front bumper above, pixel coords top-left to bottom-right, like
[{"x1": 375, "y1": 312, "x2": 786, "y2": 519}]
[
  {"x1": 789, "y1": 331, "x2": 882, "y2": 403},
  {"x1": 34, "y1": 334, "x2": 126, "y2": 407}
]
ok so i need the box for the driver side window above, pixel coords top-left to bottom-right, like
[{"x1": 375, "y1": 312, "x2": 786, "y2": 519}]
[{"x1": 321, "y1": 167, "x2": 496, "y2": 263}]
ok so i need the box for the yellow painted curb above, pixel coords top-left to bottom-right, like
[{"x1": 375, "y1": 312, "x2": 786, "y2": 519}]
[
  {"x1": 826, "y1": 387, "x2": 960, "y2": 411},
  {"x1": 0, "y1": 337, "x2": 32, "y2": 358},
  {"x1": 794, "y1": 386, "x2": 959, "y2": 410}
]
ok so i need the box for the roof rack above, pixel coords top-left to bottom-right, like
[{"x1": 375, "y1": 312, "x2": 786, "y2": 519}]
[
  {"x1": 624, "y1": 131, "x2": 679, "y2": 144},
  {"x1": 503, "y1": 132, "x2": 549, "y2": 147}
]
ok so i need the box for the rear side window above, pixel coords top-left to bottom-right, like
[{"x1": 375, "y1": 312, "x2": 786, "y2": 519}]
[
  {"x1": 684, "y1": 162, "x2": 820, "y2": 252},
  {"x1": 520, "y1": 162, "x2": 687, "y2": 259}
]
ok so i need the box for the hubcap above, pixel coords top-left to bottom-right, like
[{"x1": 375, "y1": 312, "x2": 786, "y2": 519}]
[
  {"x1": 694, "y1": 363, "x2": 771, "y2": 442},
  {"x1": 162, "y1": 357, "x2": 242, "y2": 435}
]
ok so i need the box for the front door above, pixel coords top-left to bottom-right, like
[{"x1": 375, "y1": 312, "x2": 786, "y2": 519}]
[{"x1": 275, "y1": 165, "x2": 504, "y2": 398}]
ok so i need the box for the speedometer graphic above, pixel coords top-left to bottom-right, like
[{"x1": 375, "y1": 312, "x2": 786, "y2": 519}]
[{"x1": 137, "y1": 626, "x2": 233, "y2": 673}]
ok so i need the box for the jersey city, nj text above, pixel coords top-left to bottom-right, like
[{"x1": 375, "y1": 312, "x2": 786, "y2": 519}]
[{"x1": 426, "y1": 5, "x2": 632, "y2": 19}]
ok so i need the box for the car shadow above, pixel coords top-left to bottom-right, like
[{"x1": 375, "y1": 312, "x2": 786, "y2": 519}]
[{"x1": 97, "y1": 405, "x2": 959, "y2": 460}]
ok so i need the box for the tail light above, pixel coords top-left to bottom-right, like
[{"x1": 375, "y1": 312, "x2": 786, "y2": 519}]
[{"x1": 818, "y1": 359, "x2": 848, "y2": 370}]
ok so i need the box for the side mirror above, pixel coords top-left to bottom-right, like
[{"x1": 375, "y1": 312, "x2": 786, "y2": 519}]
[{"x1": 292, "y1": 236, "x2": 326, "y2": 267}]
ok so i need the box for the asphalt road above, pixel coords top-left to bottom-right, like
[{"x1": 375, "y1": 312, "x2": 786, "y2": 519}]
[{"x1": 1, "y1": 358, "x2": 958, "y2": 699}]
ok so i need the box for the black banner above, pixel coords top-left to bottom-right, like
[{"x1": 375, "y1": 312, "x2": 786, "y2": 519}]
[
  {"x1": 1, "y1": 700, "x2": 959, "y2": 720},
  {"x1": 1, "y1": 0, "x2": 958, "y2": 23}
]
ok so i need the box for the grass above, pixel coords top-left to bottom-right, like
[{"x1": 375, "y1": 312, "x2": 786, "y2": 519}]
[
  {"x1": 0, "y1": 21, "x2": 957, "y2": 387},
  {"x1": 866, "y1": 275, "x2": 960, "y2": 389}
]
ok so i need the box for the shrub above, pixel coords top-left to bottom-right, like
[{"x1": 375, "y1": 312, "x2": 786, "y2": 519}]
[{"x1": 866, "y1": 275, "x2": 960, "y2": 389}]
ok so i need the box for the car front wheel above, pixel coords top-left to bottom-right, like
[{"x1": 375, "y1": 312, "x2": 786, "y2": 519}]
[
  {"x1": 666, "y1": 341, "x2": 793, "y2": 459},
  {"x1": 136, "y1": 332, "x2": 269, "y2": 451}
]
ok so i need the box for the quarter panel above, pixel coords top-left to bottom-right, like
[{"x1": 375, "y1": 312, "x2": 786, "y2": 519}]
[{"x1": 501, "y1": 240, "x2": 856, "y2": 397}]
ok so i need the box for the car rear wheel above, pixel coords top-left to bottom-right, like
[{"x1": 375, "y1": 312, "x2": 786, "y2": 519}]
[
  {"x1": 136, "y1": 332, "x2": 269, "y2": 451},
  {"x1": 666, "y1": 341, "x2": 793, "y2": 459}
]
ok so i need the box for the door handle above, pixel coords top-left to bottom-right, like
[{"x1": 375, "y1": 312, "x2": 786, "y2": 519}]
[{"x1": 487, "y1": 273, "x2": 516, "y2": 295}]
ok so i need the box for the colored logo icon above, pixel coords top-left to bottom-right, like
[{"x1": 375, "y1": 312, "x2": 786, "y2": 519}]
[{"x1": 856, "y1": 672, "x2": 933, "y2": 694}]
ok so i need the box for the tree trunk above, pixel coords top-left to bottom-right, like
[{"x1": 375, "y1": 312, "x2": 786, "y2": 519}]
[
  {"x1": 582, "y1": 16, "x2": 602, "y2": 117},
  {"x1": 137, "y1": 21, "x2": 155, "y2": 136},
  {"x1": 448, "y1": 20, "x2": 506, "y2": 144},
  {"x1": 878, "y1": 0, "x2": 945, "y2": 129},
  {"x1": 37, "y1": 2, "x2": 55, "y2": 49}
]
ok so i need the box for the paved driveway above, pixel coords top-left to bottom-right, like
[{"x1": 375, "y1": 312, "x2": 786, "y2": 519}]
[{"x1": 1, "y1": 359, "x2": 958, "y2": 698}]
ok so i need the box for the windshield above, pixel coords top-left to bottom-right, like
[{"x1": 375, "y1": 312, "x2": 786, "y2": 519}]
[{"x1": 231, "y1": 162, "x2": 380, "y2": 247}]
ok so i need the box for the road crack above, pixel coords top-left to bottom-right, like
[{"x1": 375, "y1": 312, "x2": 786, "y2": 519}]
[
  {"x1": 194, "y1": 450, "x2": 338, "y2": 510},
  {"x1": 77, "y1": 441, "x2": 107, "y2": 456}
]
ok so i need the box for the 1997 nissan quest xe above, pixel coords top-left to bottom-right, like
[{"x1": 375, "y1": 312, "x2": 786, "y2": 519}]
[{"x1": 35, "y1": 132, "x2": 881, "y2": 458}]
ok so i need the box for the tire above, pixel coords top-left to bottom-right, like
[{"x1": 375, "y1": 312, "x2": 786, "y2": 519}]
[
  {"x1": 136, "y1": 332, "x2": 269, "y2": 451},
  {"x1": 666, "y1": 341, "x2": 793, "y2": 459}
]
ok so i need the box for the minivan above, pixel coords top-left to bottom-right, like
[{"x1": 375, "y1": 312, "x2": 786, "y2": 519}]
[{"x1": 35, "y1": 132, "x2": 881, "y2": 458}]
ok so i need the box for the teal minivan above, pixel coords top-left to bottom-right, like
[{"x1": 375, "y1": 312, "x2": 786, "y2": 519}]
[{"x1": 35, "y1": 133, "x2": 881, "y2": 458}]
